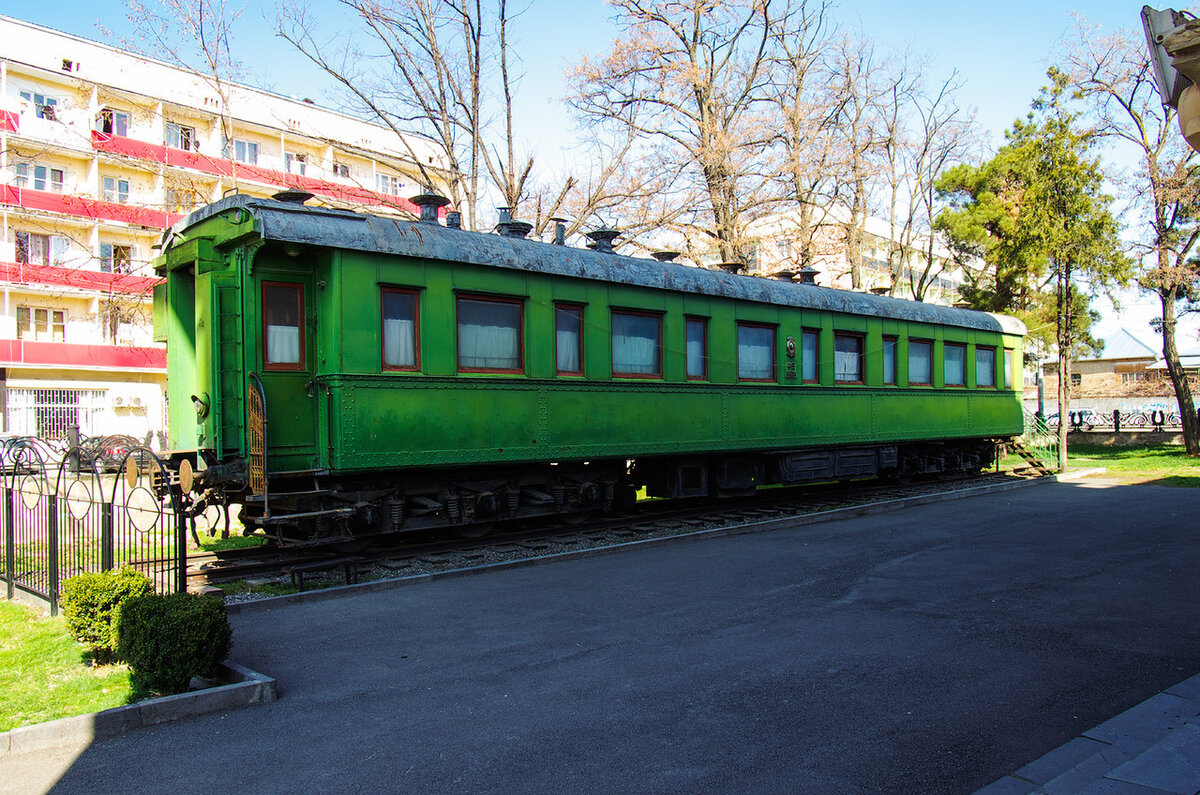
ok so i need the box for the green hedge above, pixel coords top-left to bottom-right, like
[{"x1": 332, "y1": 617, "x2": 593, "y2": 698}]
[
  {"x1": 116, "y1": 593, "x2": 232, "y2": 696},
  {"x1": 59, "y1": 568, "x2": 154, "y2": 663}
]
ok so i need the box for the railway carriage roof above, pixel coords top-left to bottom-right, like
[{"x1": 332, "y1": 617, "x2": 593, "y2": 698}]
[{"x1": 164, "y1": 195, "x2": 1026, "y2": 336}]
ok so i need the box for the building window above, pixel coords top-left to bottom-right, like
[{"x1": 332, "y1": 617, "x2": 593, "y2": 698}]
[
  {"x1": 165, "y1": 122, "x2": 197, "y2": 151},
  {"x1": 262, "y1": 282, "x2": 304, "y2": 370},
  {"x1": 801, "y1": 329, "x2": 819, "y2": 383},
  {"x1": 457, "y1": 295, "x2": 523, "y2": 373},
  {"x1": 1004, "y1": 350, "x2": 1014, "y2": 389},
  {"x1": 333, "y1": 162, "x2": 351, "y2": 178},
  {"x1": 382, "y1": 288, "x2": 419, "y2": 371},
  {"x1": 944, "y1": 343, "x2": 966, "y2": 386},
  {"x1": 909, "y1": 339, "x2": 932, "y2": 386},
  {"x1": 1070, "y1": 372, "x2": 1082, "y2": 387},
  {"x1": 101, "y1": 176, "x2": 130, "y2": 203},
  {"x1": 227, "y1": 138, "x2": 259, "y2": 165},
  {"x1": 100, "y1": 243, "x2": 133, "y2": 274},
  {"x1": 14, "y1": 164, "x2": 65, "y2": 192},
  {"x1": 285, "y1": 152, "x2": 307, "y2": 176},
  {"x1": 976, "y1": 346, "x2": 997, "y2": 388},
  {"x1": 376, "y1": 173, "x2": 404, "y2": 196},
  {"x1": 555, "y1": 303, "x2": 584, "y2": 375},
  {"x1": 834, "y1": 333, "x2": 864, "y2": 384},
  {"x1": 611, "y1": 310, "x2": 661, "y2": 378},
  {"x1": 96, "y1": 108, "x2": 129, "y2": 136},
  {"x1": 686, "y1": 316, "x2": 707, "y2": 380},
  {"x1": 737, "y1": 323, "x2": 775, "y2": 381},
  {"x1": 19, "y1": 91, "x2": 58, "y2": 120},
  {"x1": 16, "y1": 306, "x2": 66, "y2": 342},
  {"x1": 883, "y1": 336, "x2": 897, "y2": 385},
  {"x1": 165, "y1": 188, "x2": 198, "y2": 214}
]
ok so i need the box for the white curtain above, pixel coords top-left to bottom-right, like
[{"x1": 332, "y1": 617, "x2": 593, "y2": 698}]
[
  {"x1": 976, "y1": 348, "x2": 996, "y2": 387},
  {"x1": 834, "y1": 336, "x2": 862, "y2": 382},
  {"x1": 945, "y1": 345, "x2": 965, "y2": 385},
  {"x1": 384, "y1": 317, "x2": 415, "y2": 367},
  {"x1": 737, "y1": 326, "x2": 773, "y2": 380},
  {"x1": 267, "y1": 325, "x2": 300, "y2": 364},
  {"x1": 612, "y1": 313, "x2": 659, "y2": 375},
  {"x1": 686, "y1": 321, "x2": 705, "y2": 377},
  {"x1": 883, "y1": 339, "x2": 896, "y2": 384},
  {"x1": 458, "y1": 300, "x2": 520, "y2": 370},
  {"x1": 909, "y1": 342, "x2": 931, "y2": 384},
  {"x1": 556, "y1": 308, "x2": 581, "y2": 372},
  {"x1": 802, "y1": 332, "x2": 818, "y2": 381}
]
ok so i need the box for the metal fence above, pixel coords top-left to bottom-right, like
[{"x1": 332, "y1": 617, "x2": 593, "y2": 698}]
[
  {"x1": 0, "y1": 437, "x2": 186, "y2": 614},
  {"x1": 1047, "y1": 408, "x2": 1199, "y2": 432}
]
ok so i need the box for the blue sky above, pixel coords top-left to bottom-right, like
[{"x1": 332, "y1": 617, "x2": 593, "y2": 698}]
[{"x1": 3, "y1": 0, "x2": 1189, "y2": 345}]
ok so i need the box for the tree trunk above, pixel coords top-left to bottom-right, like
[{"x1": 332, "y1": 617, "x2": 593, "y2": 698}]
[
  {"x1": 1160, "y1": 288, "x2": 1200, "y2": 455},
  {"x1": 1056, "y1": 264, "x2": 1069, "y2": 471}
]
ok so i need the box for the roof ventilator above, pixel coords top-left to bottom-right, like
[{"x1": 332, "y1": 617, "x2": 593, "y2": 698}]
[
  {"x1": 446, "y1": 210, "x2": 462, "y2": 229},
  {"x1": 272, "y1": 189, "x2": 314, "y2": 204},
  {"x1": 772, "y1": 269, "x2": 796, "y2": 282},
  {"x1": 715, "y1": 262, "x2": 744, "y2": 275},
  {"x1": 495, "y1": 206, "x2": 533, "y2": 239},
  {"x1": 412, "y1": 193, "x2": 451, "y2": 224},
  {"x1": 652, "y1": 251, "x2": 680, "y2": 262},
  {"x1": 585, "y1": 227, "x2": 620, "y2": 253},
  {"x1": 797, "y1": 266, "x2": 820, "y2": 284},
  {"x1": 550, "y1": 217, "x2": 568, "y2": 245}
]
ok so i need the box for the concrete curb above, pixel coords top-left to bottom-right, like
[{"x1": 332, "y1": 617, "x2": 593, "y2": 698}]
[
  {"x1": 226, "y1": 470, "x2": 1101, "y2": 616},
  {"x1": 0, "y1": 661, "x2": 276, "y2": 758}
]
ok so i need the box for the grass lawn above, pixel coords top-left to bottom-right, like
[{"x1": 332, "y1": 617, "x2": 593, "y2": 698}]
[
  {"x1": 1068, "y1": 443, "x2": 1200, "y2": 487},
  {"x1": 0, "y1": 599, "x2": 132, "y2": 732}
]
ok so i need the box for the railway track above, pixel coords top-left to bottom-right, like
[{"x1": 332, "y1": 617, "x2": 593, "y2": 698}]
[{"x1": 190, "y1": 468, "x2": 1048, "y2": 597}]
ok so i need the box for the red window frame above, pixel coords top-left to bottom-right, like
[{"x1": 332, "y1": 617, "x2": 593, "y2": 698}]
[
  {"x1": 801, "y1": 329, "x2": 820, "y2": 384},
  {"x1": 455, "y1": 293, "x2": 525, "y2": 374},
  {"x1": 944, "y1": 342, "x2": 967, "y2": 387},
  {"x1": 833, "y1": 332, "x2": 865, "y2": 385},
  {"x1": 381, "y1": 286, "x2": 421, "y2": 372},
  {"x1": 611, "y1": 308, "x2": 663, "y2": 379},
  {"x1": 908, "y1": 339, "x2": 932, "y2": 386},
  {"x1": 975, "y1": 345, "x2": 997, "y2": 388},
  {"x1": 883, "y1": 335, "x2": 898, "y2": 385},
  {"x1": 685, "y1": 316, "x2": 708, "y2": 381},
  {"x1": 262, "y1": 281, "x2": 305, "y2": 371},
  {"x1": 736, "y1": 321, "x2": 777, "y2": 383},
  {"x1": 554, "y1": 303, "x2": 585, "y2": 376}
]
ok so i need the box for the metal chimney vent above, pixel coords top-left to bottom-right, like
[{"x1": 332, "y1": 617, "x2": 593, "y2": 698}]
[
  {"x1": 797, "y1": 266, "x2": 820, "y2": 284},
  {"x1": 773, "y1": 269, "x2": 796, "y2": 282},
  {"x1": 550, "y1": 217, "x2": 568, "y2": 245},
  {"x1": 498, "y1": 220, "x2": 533, "y2": 239},
  {"x1": 411, "y1": 193, "x2": 450, "y2": 224},
  {"x1": 715, "y1": 262, "x2": 743, "y2": 275},
  {"x1": 445, "y1": 211, "x2": 463, "y2": 230},
  {"x1": 586, "y1": 228, "x2": 621, "y2": 253},
  {"x1": 652, "y1": 251, "x2": 680, "y2": 262},
  {"x1": 272, "y1": 190, "x2": 314, "y2": 204}
]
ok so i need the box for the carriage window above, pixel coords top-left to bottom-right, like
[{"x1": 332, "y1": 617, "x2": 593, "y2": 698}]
[
  {"x1": 834, "y1": 333, "x2": 864, "y2": 384},
  {"x1": 382, "y1": 288, "x2": 419, "y2": 370},
  {"x1": 457, "y1": 295, "x2": 523, "y2": 373},
  {"x1": 801, "y1": 330, "x2": 819, "y2": 383},
  {"x1": 612, "y1": 310, "x2": 662, "y2": 377},
  {"x1": 883, "y1": 336, "x2": 897, "y2": 385},
  {"x1": 263, "y1": 282, "x2": 304, "y2": 370},
  {"x1": 686, "y1": 317, "x2": 708, "y2": 380},
  {"x1": 555, "y1": 304, "x2": 583, "y2": 375},
  {"x1": 737, "y1": 323, "x2": 775, "y2": 381},
  {"x1": 944, "y1": 343, "x2": 966, "y2": 386},
  {"x1": 976, "y1": 346, "x2": 996, "y2": 388},
  {"x1": 1004, "y1": 349, "x2": 1014, "y2": 388},
  {"x1": 909, "y1": 339, "x2": 932, "y2": 385}
]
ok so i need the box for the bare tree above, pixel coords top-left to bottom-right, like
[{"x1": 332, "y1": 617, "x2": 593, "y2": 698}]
[
  {"x1": 569, "y1": 0, "x2": 790, "y2": 265},
  {"x1": 1061, "y1": 19, "x2": 1200, "y2": 455}
]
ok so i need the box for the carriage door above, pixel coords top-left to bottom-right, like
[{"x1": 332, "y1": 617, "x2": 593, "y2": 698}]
[{"x1": 256, "y1": 277, "x2": 320, "y2": 472}]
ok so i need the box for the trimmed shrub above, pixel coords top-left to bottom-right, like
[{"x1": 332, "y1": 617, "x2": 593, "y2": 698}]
[
  {"x1": 115, "y1": 593, "x2": 233, "y2": 697},
  {"x1": 59, "y1": 567, "x2": 154, "y2": 663}
]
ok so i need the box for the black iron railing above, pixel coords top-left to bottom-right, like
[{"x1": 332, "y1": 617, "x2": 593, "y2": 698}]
[
  {"x1": 1042, "y1": 408, "x2": 1199, "y2": 433},
  {"x1": 0, "y1": 436, "x2": 186, "y2": 615}
]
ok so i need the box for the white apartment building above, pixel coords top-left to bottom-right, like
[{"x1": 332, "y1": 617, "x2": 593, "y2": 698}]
[
  {"x1": 0, "y1": 14, "x2": 449, "y2": 443},
  {"x1": 745, "y1": 204, "x2": 965, "y2": 305}
]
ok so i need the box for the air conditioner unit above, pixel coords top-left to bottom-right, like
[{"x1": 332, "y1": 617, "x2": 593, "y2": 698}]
[
  {"x1": 130, "y1": 396, "x2": 144, "y2": 408},
  {"x1": 112, "y1": 395, "x2": 126, "y2": 407}
]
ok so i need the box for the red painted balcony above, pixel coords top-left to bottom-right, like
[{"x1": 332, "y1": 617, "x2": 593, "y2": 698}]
[
  {"x1": 0, "y1": 339, "x2": 165, "y2": 371},
  {"x1": 0, "y1": 260, "x2": 161, "y2": 297}
]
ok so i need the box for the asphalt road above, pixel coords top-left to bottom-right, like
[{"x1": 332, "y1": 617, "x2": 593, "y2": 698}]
[{"x1": 9, "y1": 478, "x2": 1200, "y2": 793}]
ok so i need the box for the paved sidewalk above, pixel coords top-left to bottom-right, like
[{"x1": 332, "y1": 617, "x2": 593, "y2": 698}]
[{"x1": 4, "y1": 478, "x2": 1200, "y2": 793}]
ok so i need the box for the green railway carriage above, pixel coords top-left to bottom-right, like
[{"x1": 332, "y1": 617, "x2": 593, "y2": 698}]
[{"x1": 154, "y1": 192, "x2": 1026, "y2": 544}]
